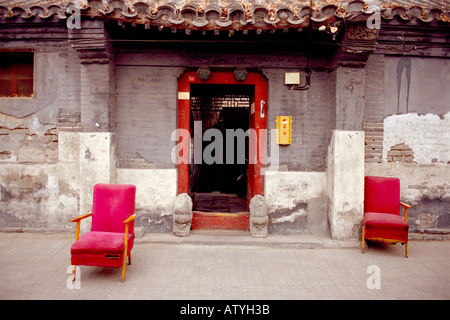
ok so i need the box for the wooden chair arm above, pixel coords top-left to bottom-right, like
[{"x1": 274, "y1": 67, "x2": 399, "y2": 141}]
[
  {"x1": 400, "y1": 202, "x2": 411, "y2": 209},
  {"x1": 399, "y1": 202, "x2": 411, "y2": 223},
  {"x1": 68, "y1": 213, "x2": 93, "y2": 223},
  {"x1": 123, "y1": 214, "x2": 136, "y2": 224},
  {"x1": 69, "y1": 213, "x2": 92, "y2": 241}
]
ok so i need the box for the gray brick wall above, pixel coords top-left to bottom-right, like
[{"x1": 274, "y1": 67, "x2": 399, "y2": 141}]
[
  {"x1": 80, "y1": 63, "x2": 112, "y2": 131},
  {"x1": 115, "y1": 65, "x2": 181, "y2": 168},
  {"x1": 264, "y1": 69, "x2": 333, "y2": 172}
]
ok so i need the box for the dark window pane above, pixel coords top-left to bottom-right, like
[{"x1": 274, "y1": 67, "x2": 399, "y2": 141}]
[
  {"x1": 17, "y1": 62, "x2": 33, "y2": 79},
  {"x1": 0, "y1": 52, "x2": 33, "y2": 97},
  {"x1": 0, "y1": 80, "x2": 10, "y2": 96},
  {"x1": 17, "y1": 79, "x2": 33, "y2": 96}
]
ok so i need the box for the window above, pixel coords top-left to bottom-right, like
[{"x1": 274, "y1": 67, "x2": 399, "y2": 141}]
[{"x1": 0, "y1": 52, "x2": 34, "y2": 97}]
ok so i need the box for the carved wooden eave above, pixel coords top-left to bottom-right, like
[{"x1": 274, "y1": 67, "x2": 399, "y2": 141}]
[{"x1": 336, "y1": 22, "x2": 379, "y2": 68}]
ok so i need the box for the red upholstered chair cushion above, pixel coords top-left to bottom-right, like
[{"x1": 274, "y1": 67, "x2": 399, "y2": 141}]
[
  {"x1": 364, "y1": 176, "x2": 400, "y2": 215},
  {"x1": 71, "y1": 231, "x2": 134, "y2": 255},
  {"x1": 364, "y1": 212, "x2": 408, "y2": 229},
  {"x1": 363, "y1": 212, "x2": 409, "y2": 243},
  {"x1": 71, "y1": 232, "x2": 135, "y2": 268}
]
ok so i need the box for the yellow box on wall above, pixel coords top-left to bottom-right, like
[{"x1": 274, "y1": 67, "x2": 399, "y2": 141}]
[{"x1": 276, "y1": 116, "x2": 292, "y2": 145}]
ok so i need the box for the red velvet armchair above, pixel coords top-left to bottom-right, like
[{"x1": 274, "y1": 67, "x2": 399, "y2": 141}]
[
  {"x1": 69, "y1": 184, "x2": 136, "y2": 282},
  {"x1": 362, "y1": 176, "x2": 411, "y2": 257}
]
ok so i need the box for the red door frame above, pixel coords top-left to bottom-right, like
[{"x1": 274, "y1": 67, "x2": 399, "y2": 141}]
[{"x1": 177, "y1": 70, "x2": 267, "y2": 203}]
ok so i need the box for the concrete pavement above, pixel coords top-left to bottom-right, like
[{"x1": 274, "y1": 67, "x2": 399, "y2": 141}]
[{"x1": 1, "y1": 231, "x2": 449, "y2": 301}]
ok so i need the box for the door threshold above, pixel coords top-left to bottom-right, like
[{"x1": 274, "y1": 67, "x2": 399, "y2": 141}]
[
  {"x1": 191, "y1": 229, "x2": 250, "y2": 236},
  {"x1": 193, "y1": 210, "x2": 250, "y2": 215},
  {"x1": 191, "y1": 211, "x2": 250, "y2": 231}
]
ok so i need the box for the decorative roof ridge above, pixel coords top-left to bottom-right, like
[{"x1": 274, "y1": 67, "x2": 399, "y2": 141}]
[{"x1": 0, "y1": 0, "x2": 448, "y2": 27}]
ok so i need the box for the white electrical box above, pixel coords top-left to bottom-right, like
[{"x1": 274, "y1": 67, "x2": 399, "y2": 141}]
[{"x1": 285, "y1": 72, "x2": 300, "y2": 85}]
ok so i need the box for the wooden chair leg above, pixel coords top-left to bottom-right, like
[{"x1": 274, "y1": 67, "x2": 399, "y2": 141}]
[
  {"x1": 128, "y1": 253, "x2": 132, "y2": 265},
  {"x1": 405, "y1": 242, "x2": 408, "y2": 258},
  {"x1": 361, "y1": 225, "x2": 365, "y2": 254},
  {"x1": 122, "y1": 257, "x2": 127, "y2": 282},
  {"x1": 72, "y1": 265, "x2": 76, "y2": 281}
]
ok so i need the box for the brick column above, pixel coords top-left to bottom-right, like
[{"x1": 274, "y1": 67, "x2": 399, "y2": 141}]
[
  {"x1": 80, "y1": 63, "x2": 114, "y2": 131},
  {"x1": 69, "y1": 19, "x2": 115, "y2": 131},
  {"x1": 334, "y1": 67, "x2": 366, "y2": 130}
]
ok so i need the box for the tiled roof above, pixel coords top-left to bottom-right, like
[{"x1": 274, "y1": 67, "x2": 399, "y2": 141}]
[{"x1": 0, "y1": 0, "x2": 449, "y2": 29}]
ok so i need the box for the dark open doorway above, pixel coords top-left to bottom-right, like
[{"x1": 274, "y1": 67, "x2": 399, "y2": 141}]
[
  {"x1": 177, "y1": 70, "x2": 268, "y2": 230},
  {"x1": 189, "y1": 84, "x2": 252, "y2": 213}
]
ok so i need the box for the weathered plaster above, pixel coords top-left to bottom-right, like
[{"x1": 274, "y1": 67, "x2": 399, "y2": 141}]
[
  {"x1": 0, "y1": 113, "x2": 59, "y2": 164},
  {"x1": 383, "y1": 112, "x2": 450, "y2": 164},
  {"x1": 327, "y1": 130, "x2": 365, "y2": 240},
  {"x1": 265, "y1": 171, "x2": 327, "y2": 235},
  {"x1": 0, "y1": 157, "x2": 79, "y2": 232},
  {"x1": 117, "y1": 168, "x2": 177, "y2": 233},
  {"x1": 78, "y1": 132, "x2": 116, "y2": 234}
]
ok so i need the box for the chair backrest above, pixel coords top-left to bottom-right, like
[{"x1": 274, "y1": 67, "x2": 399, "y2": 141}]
[
  {"x1": 91, "y1": 184, "x2": 136, "y2": 234},
  {"x1": 364, "y1": 176, "x2": 400, "y2": 215}
]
